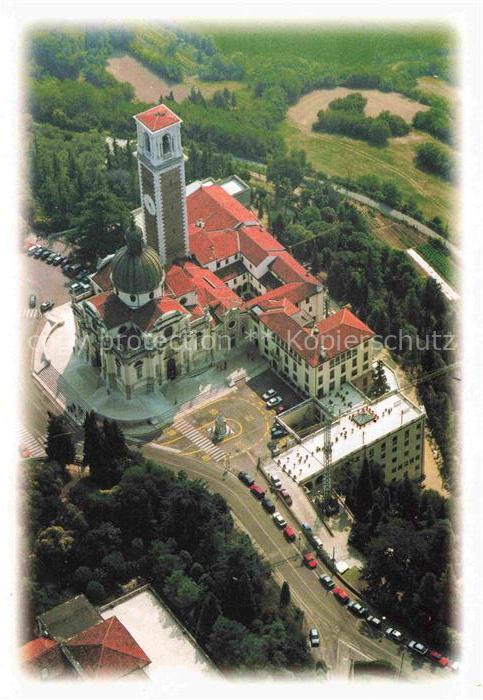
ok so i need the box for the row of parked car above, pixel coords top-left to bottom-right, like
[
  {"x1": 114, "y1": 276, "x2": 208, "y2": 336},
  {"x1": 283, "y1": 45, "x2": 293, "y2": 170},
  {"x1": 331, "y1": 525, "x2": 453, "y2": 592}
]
[
  {"x1": 238, "y1": 464, "x2": 456, "y2": 673},
  {"x1": 262, "y1": 388, "x2": 286, "y2": 413},
  {"x1": 238, "y1": 471, "x2": 296, "y2": 540},
  {"x1": 309, "y1": 566, "x2": 457, "y2": 671},
  {"x1": 26, "y1": 245, "x2": 90, "y2": 283}
]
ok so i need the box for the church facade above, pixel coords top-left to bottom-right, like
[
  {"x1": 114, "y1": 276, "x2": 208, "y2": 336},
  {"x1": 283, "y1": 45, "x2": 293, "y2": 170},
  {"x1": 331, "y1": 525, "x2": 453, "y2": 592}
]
[{"x1": 72, "y1": 104, "x2": 375, "y2": 406}]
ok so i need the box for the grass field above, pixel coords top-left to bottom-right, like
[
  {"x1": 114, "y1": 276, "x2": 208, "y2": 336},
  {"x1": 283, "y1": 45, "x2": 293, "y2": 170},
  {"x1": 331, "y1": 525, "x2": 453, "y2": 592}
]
[
  {"x1": 280, "y1": 119, "x2": 456, "y2": 225},
  {"x1": 204, "y1": 25, "x2": 452, "y2": 73},
  {"x1": 417, "y1": 241, "x2": 455, "y2": 284}
]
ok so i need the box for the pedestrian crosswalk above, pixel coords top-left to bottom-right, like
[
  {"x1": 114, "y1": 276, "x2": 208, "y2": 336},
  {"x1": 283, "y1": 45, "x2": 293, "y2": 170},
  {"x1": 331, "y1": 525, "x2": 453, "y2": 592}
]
[
  {"x1": 173, "y1": 417, "x2": 226, "y2": 462},
  {"x1": 23, "y1": 307, "x2": 41, "y2": 320},
  {"x1": 18, "y1": 425, "x2": 45, "y2": 458}
]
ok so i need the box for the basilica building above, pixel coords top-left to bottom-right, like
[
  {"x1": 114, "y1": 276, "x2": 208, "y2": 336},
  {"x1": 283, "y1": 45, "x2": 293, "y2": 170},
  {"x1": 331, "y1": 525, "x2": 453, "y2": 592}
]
[{"x1": 72, "y1": 104, "x2": 374, "y2": 405}]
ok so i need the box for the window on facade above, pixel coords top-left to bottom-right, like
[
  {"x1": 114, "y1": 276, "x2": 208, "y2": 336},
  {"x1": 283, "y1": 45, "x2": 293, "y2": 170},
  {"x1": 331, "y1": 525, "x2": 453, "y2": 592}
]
[
  {"x1": 135, "y1": 361, "x2": 143, "y2": 379},
  {"x1": 164, "y1": 326, "x2": 173, "y2": 339},
  {"x1": 329, "y1": 381, "x2": 335, "y2": 391},
  {"x1": 330, "y1": 369, "x2": 335, "y2": 379},
  {"x1": 162, "y1": 133, "x2": 172, "y2": 154},
  {"x1": 130, "y1": 294, "x2": 136, "y2": 303},
  {"x1": 364, "y1": 351, "x2": 369, "y2": 361},
  {"x1": 115, "y1": 360, "x2": 121, "y2": 378},
  {"x1": 144, "y1": 133, "x2": 151, "y2": 153},
  {"x1": 149, "y1": 291, "x2": 154, "y2": 300},
  {"x1": 363, "y1": 362, "x2": 369, "y2": 371}
]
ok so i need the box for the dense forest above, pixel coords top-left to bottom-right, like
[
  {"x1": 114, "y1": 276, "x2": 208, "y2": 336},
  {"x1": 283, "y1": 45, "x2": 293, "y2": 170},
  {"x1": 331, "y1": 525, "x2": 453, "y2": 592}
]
[
  {"x1": 22, "y1": 415, "x2": 311, "y2": 672},
  {"x1": 335, "y1": 458, "x2": 457, "y2": 652}
]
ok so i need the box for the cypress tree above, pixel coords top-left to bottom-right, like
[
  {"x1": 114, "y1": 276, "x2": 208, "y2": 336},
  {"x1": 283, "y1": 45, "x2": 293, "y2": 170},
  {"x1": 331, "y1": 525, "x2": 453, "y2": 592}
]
[
  {"x1": 195, "y1": 592, "x2": 222, "y2": 643},
  {"x1": 83, "y1": 412, "x2": 108, "y2": 485},
  {"x1": 280, "y1": 581, "x2": 291, "y2": 607},
  {"x1": 45, "y1": 412, "x2": 75, "y2": 471},
  {"x1": 355, "y1": 457, "x2": 374, "y2": 520}
]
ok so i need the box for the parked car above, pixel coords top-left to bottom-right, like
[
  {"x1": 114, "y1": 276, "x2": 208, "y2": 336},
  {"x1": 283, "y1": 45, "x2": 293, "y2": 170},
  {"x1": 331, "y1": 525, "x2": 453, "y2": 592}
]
[
  {"x1": 366, "y1": 614, "x2": 382, "y2": 629},
  {"x1": 261, "y1": 497, "x2": 276, "y2": 514},
  {"x1": 76, "y1": 268, "x2": 89, "y2": 280},
  {"x1": 275, "y1": 404, "x2": 286, "y2": 414},
  {"x1": 312, "y1": 535, "x2": 323, "y2": 551},
  {"x1": 52, "y1": 255, "x2": 63, "y2": 266},
  {"x1": 67, "y1": 263, "x2": 82, "y2": 278},
  {"x1": 283, "y1": 525, "x2": 296, "y2": 542},
  {"x1": 28, "y1": 294, "x2": 37, "y2": 308},
  {"x1": 386, "y1": 627, "x2": 404, "y2": 643},
  {"x1": 407, "y1": 640, "x2": 428, "y2": 656},
  {"x1": 262, "y1": 388, "x2": 277, "y2": 401},
  {"x1": 272, "y1": 512, "x2": 287, "y2": 529},
  {"x1": 40, "y1": 249, "x2": 52, "y2": 260},
  {"x1": 27, "y1": 245, "x2": 39, "y2": 256},
  {"x1": 271, "y1": 426, "x2": 287, "y2": 439},
  {"x1": 303, "y1": 553, "x2": 318, "y2": 569},
  {"x1": 427, "y1": 650, "x2": 449, "y2": 668},
  {"x1": 309, "y1": 628, "x2": 320, "y2": 648},
  {"x1": 69, "y1": 282, "x2": 82, "y2": 295},
  {"x1": 301, "y1": 522, "x2": 313, "y2": 535},
  {"x1": 40, "y1": 300, "x2": 54, "y2": 313},
  {"x1": 33, "y1": 247, "x2": 44, "y2": 258},
  {"x1": 249, "y1": 484, "x2": 265, "y2": 500},
  {"x1": 319, "y1": 574, "x2": 335, "y2": 590},
  {"x1": 268, "y1": 473, "x2": 282, "y2": 489},
  {"x1": 348, "y1": 601, "x2": 369, "y2": 617},
  {"x1": 60, "y1": 258, "x2": 71, "y2": 269},
  {"x1": 238, "y1": 471, "x2": 255, "y2": 487},
  {"x1": 266, "y1": 395, "x2": 283, "y2": 408},
  {"x1": 46, "y1": 252, "x2": 57, "y2": 264},
  {"x1": 279, "y1": 488, "x2": 292, "y2": 506},
  {"x1": 333, "y1": 587, "x2": 350, "y2": 604}
]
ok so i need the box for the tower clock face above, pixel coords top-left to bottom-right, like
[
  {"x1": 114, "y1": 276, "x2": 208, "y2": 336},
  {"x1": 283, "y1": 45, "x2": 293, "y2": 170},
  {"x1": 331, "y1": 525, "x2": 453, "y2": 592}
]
[{"x1": 143, "y1": 193, "x2": 156, "y2": 216}]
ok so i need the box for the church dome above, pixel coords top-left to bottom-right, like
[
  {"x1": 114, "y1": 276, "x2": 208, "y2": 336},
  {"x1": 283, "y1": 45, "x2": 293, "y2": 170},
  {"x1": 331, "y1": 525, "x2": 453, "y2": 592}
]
[{"x1": 111, "y1": 227, "x2": 164, "y2": 296}]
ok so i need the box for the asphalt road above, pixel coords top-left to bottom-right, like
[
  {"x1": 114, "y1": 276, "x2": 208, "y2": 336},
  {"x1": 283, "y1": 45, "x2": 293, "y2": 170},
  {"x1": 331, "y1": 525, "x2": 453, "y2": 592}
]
[{"x1": 142, "y1": 444, "x2": 443, "y2": 682}]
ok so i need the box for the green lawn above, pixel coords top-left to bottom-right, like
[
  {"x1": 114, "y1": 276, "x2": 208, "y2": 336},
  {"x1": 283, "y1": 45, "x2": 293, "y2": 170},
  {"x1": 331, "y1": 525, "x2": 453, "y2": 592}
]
[{"x1": 280, "y1": 120, "x2": 456, "y2": 226}]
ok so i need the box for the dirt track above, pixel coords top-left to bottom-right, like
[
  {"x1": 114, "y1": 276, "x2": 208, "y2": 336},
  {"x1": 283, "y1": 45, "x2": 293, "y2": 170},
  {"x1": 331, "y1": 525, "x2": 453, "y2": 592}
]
[{"x1": 288, "y1": 87, "x2": 429, "y2": 130}]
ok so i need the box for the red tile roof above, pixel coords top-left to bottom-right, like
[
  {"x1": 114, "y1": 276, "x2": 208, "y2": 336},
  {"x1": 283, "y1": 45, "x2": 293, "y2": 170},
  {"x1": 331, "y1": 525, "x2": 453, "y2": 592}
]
[
  {"x1": 64, "y1": 616, "x2": 150, "y2": 680},
  {"x1": 187, "y1": 185, "x2": 257, "y2": 233},
  {"x1": 270, "y1": 251, "x2": 319, "y2": 286},
  {"x1": 259, "y1": 310, "x2": 321, "y2": 366},
  {"x1": 238, "y1": 226, "x2": 285, "y2": 266},
  {"x1": 315, "y1": 308, "x2": 374, "y2": 359},
  {"x1": 189, "y1": 228, "x2": 240, "y2": 266},
  {"x1": 20, "y1": 637, "x2": 59, "y2": 664},
  {"x1": 246, "y1": 281, "x2": 317, "y2": 309},
  {"x1": 134, "y1": 104, "x2": 181, "y2": 132},
  {"x1": 258, "y1": 306, "x2": 374, "y2": 366},
  {"x1": 165, "y1": 264, "x2": 196, "y2": 297},
  {"x1": 183, "y1": 261, "x2": 243, "y2": 312},
  {"x1": 20, "y1": 638, "x2": 65, "y2": 679}
]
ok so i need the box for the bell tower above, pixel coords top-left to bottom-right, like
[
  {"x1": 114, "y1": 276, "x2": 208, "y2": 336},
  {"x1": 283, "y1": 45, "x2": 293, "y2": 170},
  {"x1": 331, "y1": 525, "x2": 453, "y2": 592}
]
[{"x1": 134, "y1": 104, "x2": 189, "y2": 265}]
